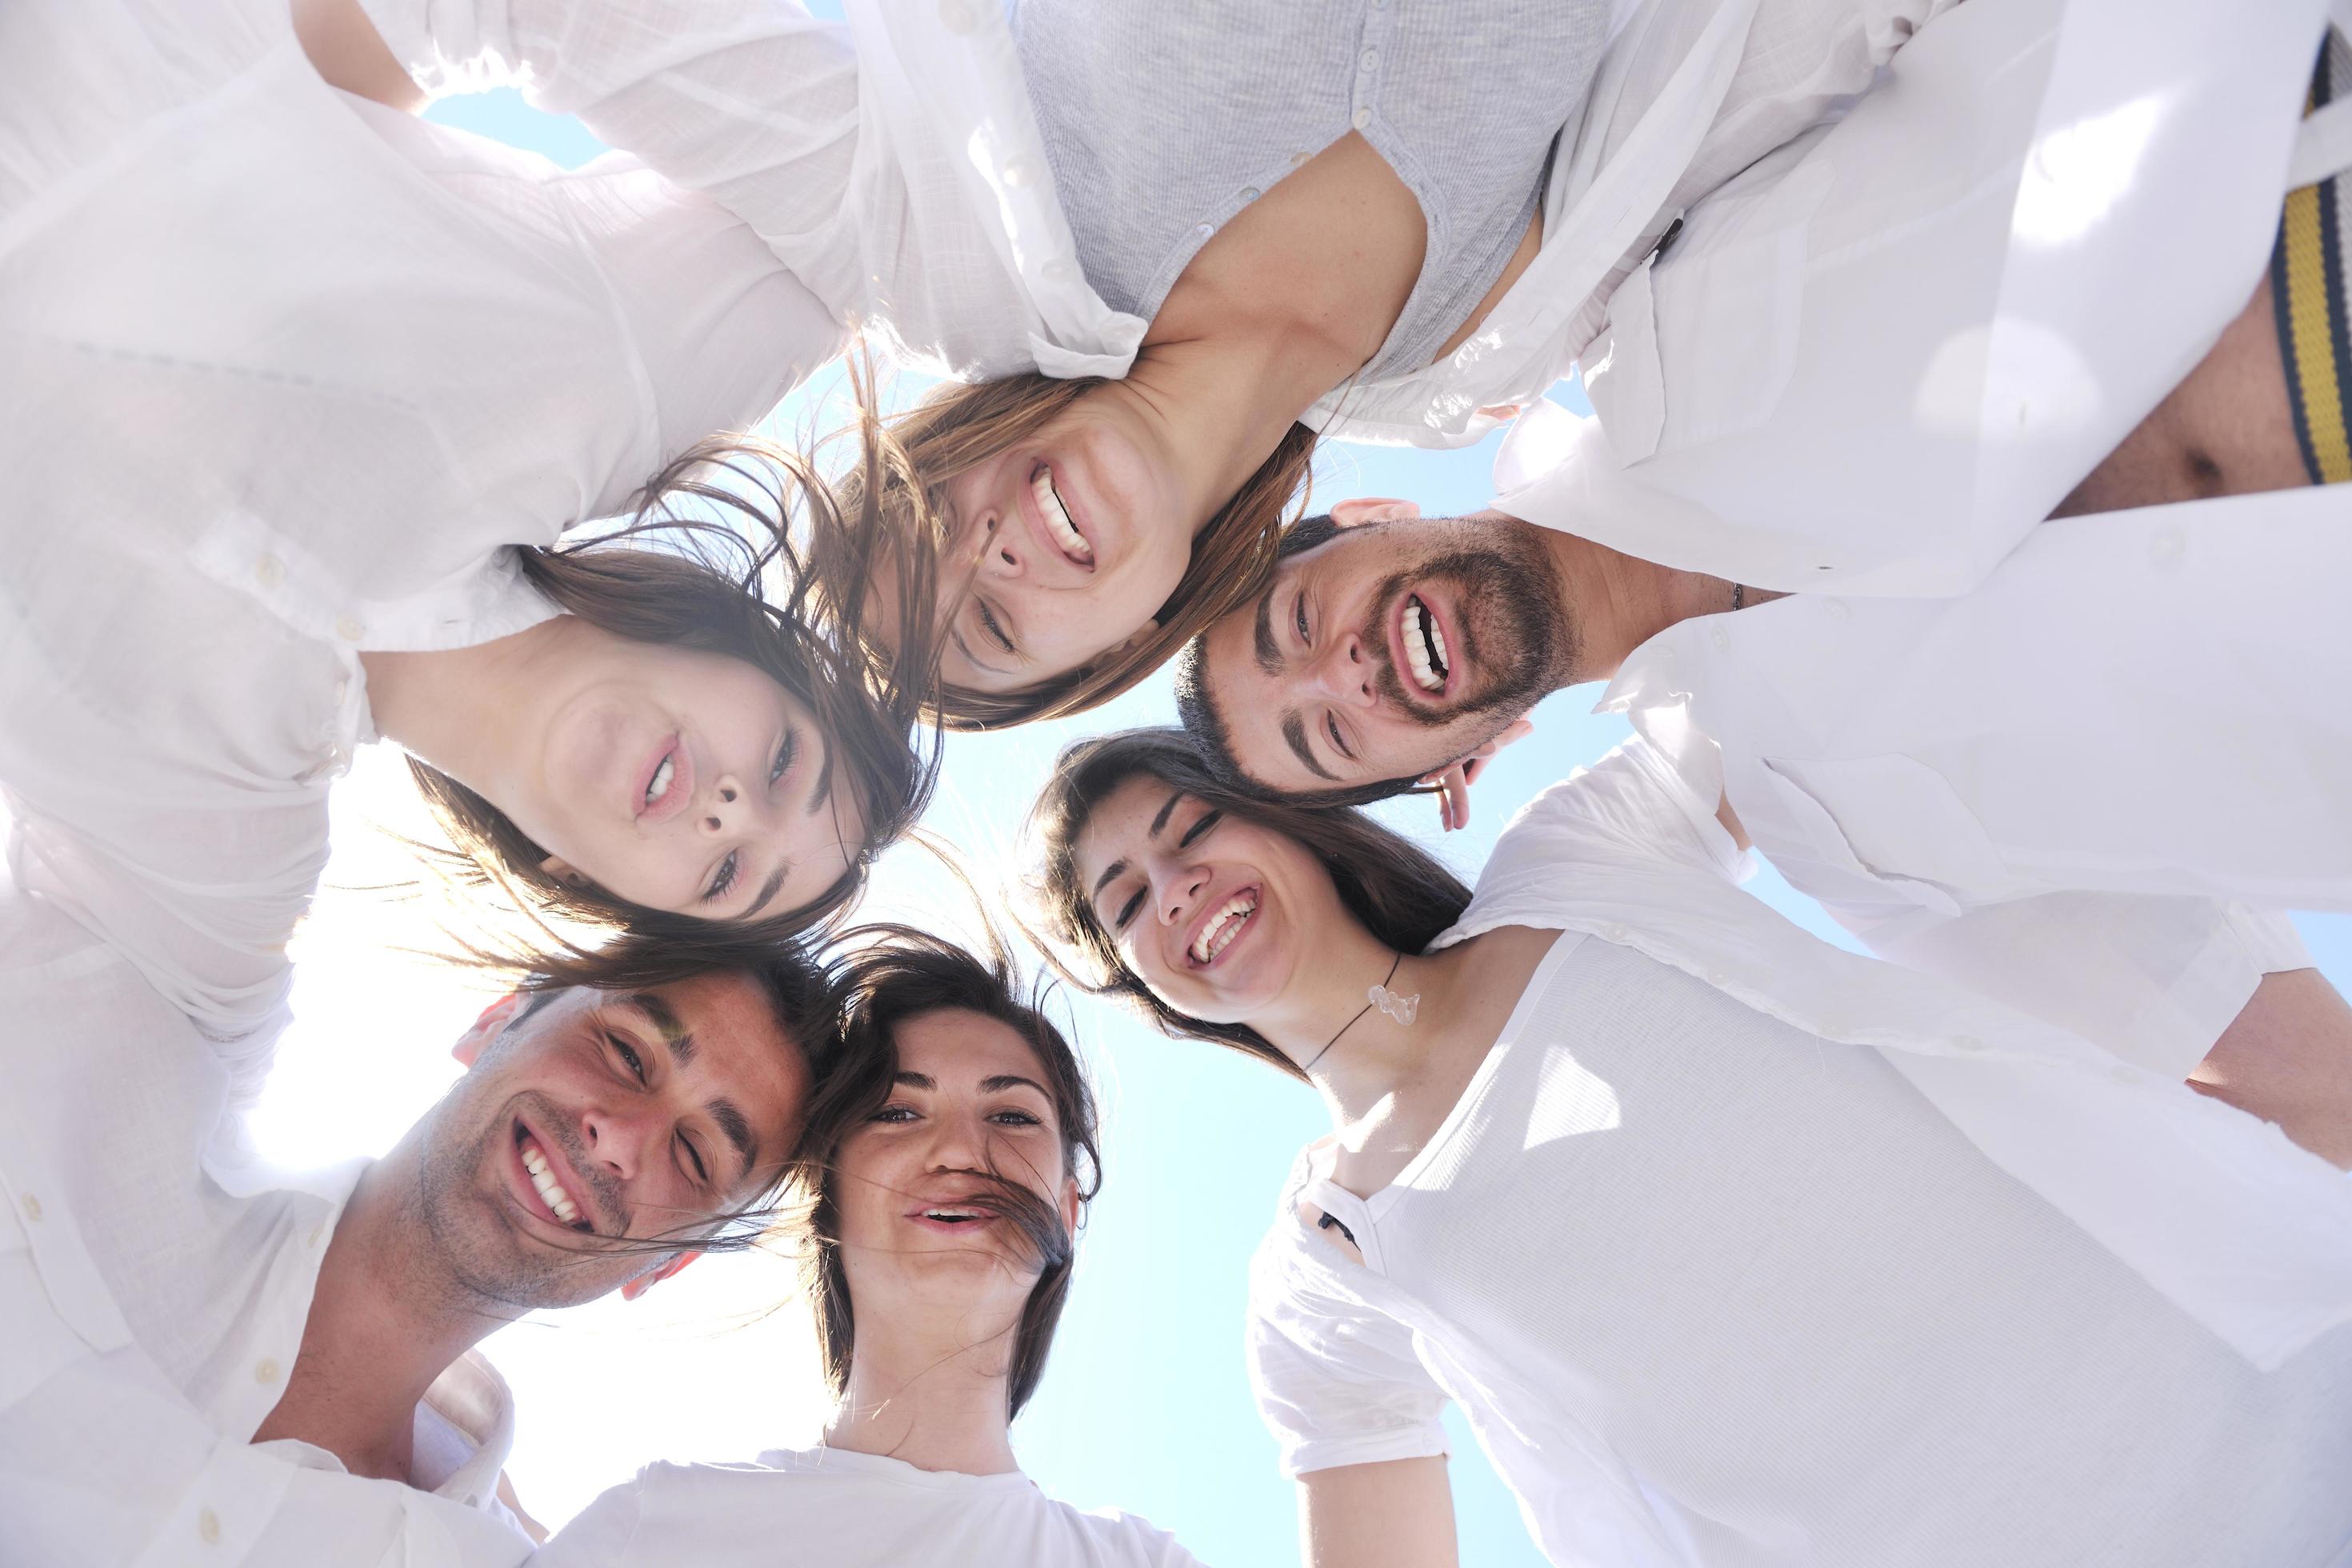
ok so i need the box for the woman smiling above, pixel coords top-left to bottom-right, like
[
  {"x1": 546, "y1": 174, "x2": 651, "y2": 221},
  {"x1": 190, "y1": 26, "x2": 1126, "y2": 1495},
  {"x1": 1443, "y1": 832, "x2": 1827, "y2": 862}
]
[
  {"x1": 534, "y1": 931, "x2": 1206, "y2": 1568},
  {"x1": 1027, "y1": 730, "x2": 2352, "y2": 1566}
]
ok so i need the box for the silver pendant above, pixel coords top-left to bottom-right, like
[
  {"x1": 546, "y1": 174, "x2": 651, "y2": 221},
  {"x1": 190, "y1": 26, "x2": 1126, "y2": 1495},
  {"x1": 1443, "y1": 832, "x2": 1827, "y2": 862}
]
[{"x1": 1367, "y1": 984, "x2": 1419, "y2": 1026}]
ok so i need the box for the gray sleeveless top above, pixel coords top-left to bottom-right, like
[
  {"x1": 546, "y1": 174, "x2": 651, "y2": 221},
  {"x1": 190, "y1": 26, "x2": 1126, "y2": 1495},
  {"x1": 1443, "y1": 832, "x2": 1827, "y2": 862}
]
[{"x1": 1010, "y1": 0, "x2": 1610, "y2": 378}]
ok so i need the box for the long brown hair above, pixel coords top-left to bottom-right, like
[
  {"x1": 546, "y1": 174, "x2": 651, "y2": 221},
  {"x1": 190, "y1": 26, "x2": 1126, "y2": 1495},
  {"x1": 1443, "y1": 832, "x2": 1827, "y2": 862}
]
[
  {"x1": 821, "y1": 370, "x2": 1320, "y2": 729},
  {"x1": 1021, "y1": 728, "x2": 1471, "y2": 1079},
  {"x1": 795, "y1": 926, "x2": 1102, "y2": 1420},
  {"x1": 406, "y1": 437, "x2": 945, "y2": 992}
]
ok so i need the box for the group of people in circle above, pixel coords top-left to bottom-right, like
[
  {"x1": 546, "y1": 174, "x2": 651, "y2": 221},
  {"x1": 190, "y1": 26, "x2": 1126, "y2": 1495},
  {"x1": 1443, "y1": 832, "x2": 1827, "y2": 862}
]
[{"x1": 8, "y1": 0, "x2": 2352, "y2": 1563}]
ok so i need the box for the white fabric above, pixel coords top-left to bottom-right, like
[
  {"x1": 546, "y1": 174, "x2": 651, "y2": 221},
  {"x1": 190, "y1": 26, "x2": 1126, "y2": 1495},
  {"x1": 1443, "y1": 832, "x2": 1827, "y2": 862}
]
[
  {"x1": 1471, "y1": 745, "x2": 2352, "y2": 1366},
  {"x1": 0, "y1": 883, "x2": 530, "y2": 1567},
  {"x1": 534, "y1": 1446, "x2": 1206, "y2": 1568},
  {"x1": 359, "y1": 0, "x2": 1148, "y2": 381},
  {"x1": 0, "y1": 0, "x2": 838, "y2": 1050},
  {"x1": 358, "y1": 0, "x2": 1938, "y2": 437},
  {"x1": 1564, "y1": 487, "x2": 2352, "y2": 1074},
  {"x1": 1496, "y1": 0, "x2": 2331, "y2": 594},
  {"x1": 1248, "y1": 746, "x2": 2352, "y2": 1564}
]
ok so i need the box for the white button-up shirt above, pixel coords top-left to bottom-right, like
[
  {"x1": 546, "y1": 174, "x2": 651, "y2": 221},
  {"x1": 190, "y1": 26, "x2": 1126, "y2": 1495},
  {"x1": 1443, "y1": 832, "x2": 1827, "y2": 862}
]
[
  {"x1": 1247, "y1": 742, "x2": 2352, "y2": 1565},
  {"x1": 0, "y1": 873, "x2": 530, "y2": 1567},
  {"x1": 1495, "y1": 0, "x2": 2333, "y2": 594},
  {"x1": 358, "y1": 0, "x2": 1944, "y2": 441},
  {"x1": 1567, "y1": 484, "x2": 2351, "y2": 1074},
  {"x1": 0, "y1": 0, "x2": 840, "y2": 1050}
]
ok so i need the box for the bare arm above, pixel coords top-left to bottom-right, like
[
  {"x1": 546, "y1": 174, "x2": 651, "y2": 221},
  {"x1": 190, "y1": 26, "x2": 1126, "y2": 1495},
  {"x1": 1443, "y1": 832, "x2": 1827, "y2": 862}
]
[
  {"x1": 1299, "y1": 1458, "x2": 1459, "y2": 1568},
  {"x1": 2190, "y1": 967, "x2": 2352, "y2": 1170},
  {"x1": 291, "y1": 0, "x2": 428, "y2": 113}
]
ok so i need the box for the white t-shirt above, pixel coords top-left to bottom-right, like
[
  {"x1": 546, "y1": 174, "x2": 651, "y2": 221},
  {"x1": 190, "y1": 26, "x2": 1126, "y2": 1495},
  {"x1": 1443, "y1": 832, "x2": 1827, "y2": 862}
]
[{"x1": 534, "y1": 1446, "x2": 1206, "y2": 1568}]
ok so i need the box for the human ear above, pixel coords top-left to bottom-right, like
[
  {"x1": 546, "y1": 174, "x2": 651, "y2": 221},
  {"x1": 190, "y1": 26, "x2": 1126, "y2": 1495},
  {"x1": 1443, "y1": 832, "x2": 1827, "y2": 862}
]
[
  {"x1": 1329, "y1": 497, "x2": 1423, "y2": 529},
  {"x1": 454, "y1": 992, "x2": 525, "y2": 1067},
  {"x1": 1058, "y1": 1174, "x2": 1082, "y2": 1239},
  {"x1": 1091, "y1": 617, "x2": 1163, "y2": 670},
  {"x1": 537, "y1": 856, "x2": 592, "y2": 893},
  {"x1": 620, "y1": 1250, "x2": 701, "y2": 1302}
]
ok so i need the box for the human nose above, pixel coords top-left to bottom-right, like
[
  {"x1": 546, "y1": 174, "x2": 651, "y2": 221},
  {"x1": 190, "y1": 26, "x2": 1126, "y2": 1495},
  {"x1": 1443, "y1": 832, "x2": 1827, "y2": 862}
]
[
  {"x1": 1306, "y1": 629, "x2": 1375, "y2": 709},
  {"x1": 977, "y1": 514, "x2": 1024, "y2": 581},
  {"x1": 578, "y1": 1097, "x2": 658, "y2": 1190},
  {"x1": 697, "y1": 773, "x2": 764, "y2": 836},
  {"x1": 1153, "y1": 858, "x2": 1211, "y2": 927},
  {"x1": 923, "y1": 1102, "x2": 990, "y2": 1175}
]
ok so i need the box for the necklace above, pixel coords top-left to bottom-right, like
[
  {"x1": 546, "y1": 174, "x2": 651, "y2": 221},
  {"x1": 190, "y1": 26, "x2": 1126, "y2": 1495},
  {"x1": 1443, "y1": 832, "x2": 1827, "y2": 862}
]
[{"x1": 1301, "y1": 952, "x2": 1407, "y2": 1075}]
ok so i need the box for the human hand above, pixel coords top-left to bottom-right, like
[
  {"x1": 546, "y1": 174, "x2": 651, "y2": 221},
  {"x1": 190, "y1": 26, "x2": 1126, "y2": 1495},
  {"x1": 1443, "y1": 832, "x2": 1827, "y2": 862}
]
[{"x1": 1418, "y1": 718, "x2": 1534, "y2": 833}]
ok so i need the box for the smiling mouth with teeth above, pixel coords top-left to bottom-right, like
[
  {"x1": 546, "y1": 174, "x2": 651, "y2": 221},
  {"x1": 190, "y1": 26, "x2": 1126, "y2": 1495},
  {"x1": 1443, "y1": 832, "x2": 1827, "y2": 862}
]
[
  {"x1": 1403, "y1": 594, "x2": 1450, "y2": 694},
  {"x1": 1030, "y1": 466, "x2": 1093, "y2": 565},
  {"x1": 1190, "y1": 889, "x2": 1259, "y2": 966},
  {"x1": 644, "y1": 754, "x2": 675, "y2": 809},
  {"x1": 517, "y1": 1126, "x2": 593, "y2": 1233}
]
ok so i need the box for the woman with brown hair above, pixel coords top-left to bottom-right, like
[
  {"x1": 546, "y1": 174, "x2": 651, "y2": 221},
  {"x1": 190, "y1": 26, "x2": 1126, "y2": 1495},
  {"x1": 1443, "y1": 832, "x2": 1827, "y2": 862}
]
[
  {"x1": 533, "y1": 929, "x2": 1206, "y2": 1567},
  {"x1": 314, "y1": 0, "x2": 1957, "y2": 728},
  {"x1": 1025, "y1": 728, "x2": 2352, "y2": 1567},
  {"x1": 0, "y1": 0, "x2": 949, "y2": 1034}
]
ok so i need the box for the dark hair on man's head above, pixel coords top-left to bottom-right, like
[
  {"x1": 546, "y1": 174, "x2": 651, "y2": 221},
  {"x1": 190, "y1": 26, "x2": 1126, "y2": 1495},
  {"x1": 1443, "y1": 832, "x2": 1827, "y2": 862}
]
[
  {"x1": 1171, "y1": 510, "x2": 1431, "y2": 810},
  {"x1": 1020, "y1": 728, "x2": 1470, "y2": 1078},
  {"x1": 793, "y1": 926, "x2": 1101, "y2": 1420}
]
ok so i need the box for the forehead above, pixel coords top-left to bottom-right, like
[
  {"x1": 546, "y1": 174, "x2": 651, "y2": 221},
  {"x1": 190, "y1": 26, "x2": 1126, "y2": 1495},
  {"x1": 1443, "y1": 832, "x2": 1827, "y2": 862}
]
[
  {"x1": 622, "y1": 971, "x2": 811, "y2": 1108},
  {"x1": 892, "y1": 1006, "x2": 1049, "y2": 1088},
  {"x1": 1072, "y1": 774, "x2": 1179, "y2": 874}
]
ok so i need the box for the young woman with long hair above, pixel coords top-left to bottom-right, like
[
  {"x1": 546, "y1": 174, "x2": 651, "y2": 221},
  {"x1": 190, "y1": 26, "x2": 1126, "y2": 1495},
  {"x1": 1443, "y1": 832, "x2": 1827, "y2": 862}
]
[
  {"x1": 533, "y1": 929, "x2": 1205, "y2": 1567},
  {"x1": 308, "y1": 0, "x2": 1956, "y2": 727},
  {"x1": 1025, "y1": 729, "x2": 2352, "y2": 1566},
  {"x1": 0, "y1": 0, "x2": 948, "y2": 1034}
]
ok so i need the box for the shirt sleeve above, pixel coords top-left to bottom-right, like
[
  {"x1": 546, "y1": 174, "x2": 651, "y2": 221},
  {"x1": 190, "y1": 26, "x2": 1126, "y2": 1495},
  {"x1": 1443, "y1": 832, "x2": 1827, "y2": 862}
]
[
  {"x1": 1245, "y1": 1244, "x2": 1451, "y2": 1479},
  {"x1": 1834, "y1": 894, "x2": 2313, "y2": 1081},
  {"x1": 356, "y1": 0, "x2": 863, "y2": 315}
]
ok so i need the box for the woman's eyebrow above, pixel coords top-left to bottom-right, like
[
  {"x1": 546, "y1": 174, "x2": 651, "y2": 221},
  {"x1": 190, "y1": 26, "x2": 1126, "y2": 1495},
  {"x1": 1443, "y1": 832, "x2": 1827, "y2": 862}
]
[
  {"x1": 1149, "y1": 789, "x2": 1182, "y2": 837},
  {"x1": 979, "y1": 1074, "x2": 1050, "y2": 1098}
]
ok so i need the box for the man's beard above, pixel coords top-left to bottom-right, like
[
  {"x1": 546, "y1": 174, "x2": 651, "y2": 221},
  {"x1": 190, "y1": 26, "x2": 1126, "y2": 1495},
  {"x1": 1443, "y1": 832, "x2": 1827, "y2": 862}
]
[
  {"x1": 1362, "y1": 539, "x2": 1573, "y2": 730},
  {"x1": 410, "y1": 1089, "x2": 636, "y2": 1315}
]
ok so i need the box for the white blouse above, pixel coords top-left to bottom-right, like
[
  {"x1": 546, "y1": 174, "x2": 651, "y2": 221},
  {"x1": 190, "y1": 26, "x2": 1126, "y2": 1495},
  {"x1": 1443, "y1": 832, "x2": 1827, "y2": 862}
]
[
  {"x1": 1248, "y1": 748, "x2": 2352, "y2": 1564},
  {"x1": 0, "y1": 0, "x2": 839, "y2": 1048},
  {"x1": 535, "y1": 1448, "x2": 1206, "y2": 1568},
  {"x1": 358, "y1": 0, "x2": 1946, "y2": 442}
]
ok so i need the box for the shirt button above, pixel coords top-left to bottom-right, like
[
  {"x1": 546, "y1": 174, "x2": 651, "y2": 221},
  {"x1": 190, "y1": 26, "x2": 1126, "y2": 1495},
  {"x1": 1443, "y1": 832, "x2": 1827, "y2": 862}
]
[
  {"x1": 1602, "y1": 922, "x2": 1628, "y2": 941},
  {"x1": 1290, "y1": 150, "x2": 1313, "y2": 169},
  {"x1": 198, "y1": 1508, "x2": 222, "y2": 1546},
  {"x1": 1359, "y1": 48, "x2": 1380, "y2": 73},
  {"x1": 1001, "y1": 158, "x2": 1034, "y2": 189},
  {"x1": 1705, "y1": 968, "x2": 1730, "y2": 987},
  {"x1": 254, "y1": 1358, "x2": 282, "y2": 1386},
  {"x1": 935, "y1": 0, "x2": 981, "y2": 33},
  {"x1": 19, "y1": 1192, "x2": 41, "y2": 1222},
  {"x1": 1192, "y1": 222, "x2": 1214, "y2": 242},
  {"x1": 1822, "y1": 598, "x2": 1850, "y2": 622},
  {"x1": 332, "y1": 678, "x2": 350, "y2": 706},
  {"x1": 254, "y1": 555, "x2": 286, "y2": 590},
  {"x1": 1352, "y1": 106, "x2": 1371, "y2": 130},
  {"x1": 2148, "y1": 526, "x2": 2184, "y2": 567},
  {"x1": 1710, "y1": 624, "x2": 1731, "y2": 651},
  {"x1": 1954, "y1": 1034, "x2": 1986, "y2": 1053},
  {"x1": 1238, "y1": 186, "x2": 1261, "y2": 203},
  {"x1": 1041, "y1": 258, "x2": 1074, "y2": 283},
  {"x1": 334, "y1": 614, "x2": 365, "y2": 642}
]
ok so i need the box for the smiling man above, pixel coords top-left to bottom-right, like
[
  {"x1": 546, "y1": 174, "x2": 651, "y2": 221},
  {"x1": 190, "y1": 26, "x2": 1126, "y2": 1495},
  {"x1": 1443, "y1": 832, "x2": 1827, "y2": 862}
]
[
  {"x1": 0, "y1": 852, "x2": 822, "y2": 1566},
  {"x1": 1177, "y1": 474, "x2": 2352, "y2": 1169}
]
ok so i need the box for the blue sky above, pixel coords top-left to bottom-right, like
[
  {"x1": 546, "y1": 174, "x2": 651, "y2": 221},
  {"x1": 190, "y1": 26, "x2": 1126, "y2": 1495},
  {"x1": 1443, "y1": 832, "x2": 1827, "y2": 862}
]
[{"x1": 380, "y1": 80, "x2": 2352, "y2": 1568}]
